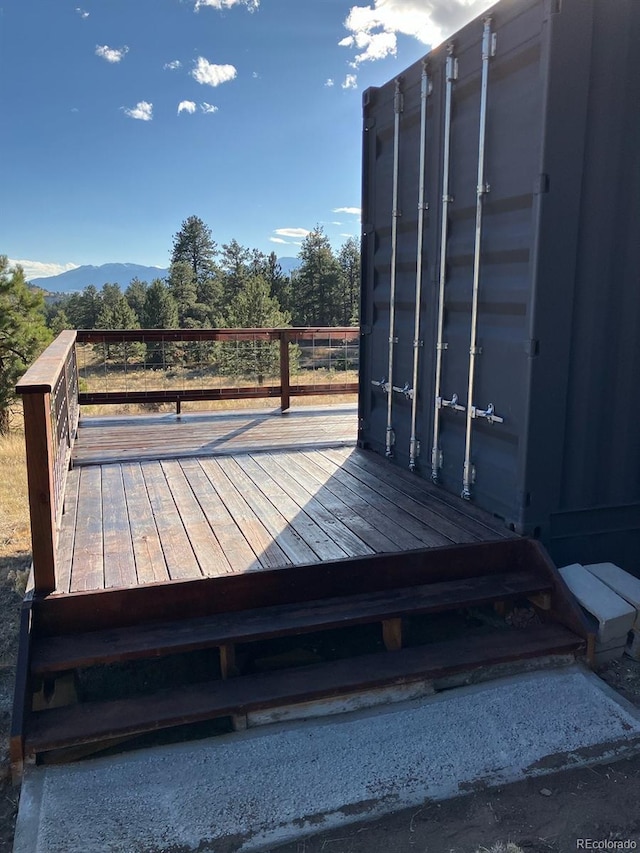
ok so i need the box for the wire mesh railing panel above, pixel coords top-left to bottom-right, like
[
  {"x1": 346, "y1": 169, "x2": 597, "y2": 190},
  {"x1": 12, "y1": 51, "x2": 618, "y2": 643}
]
[{"x1": 74, "y1": 328, "x2": 358, "y2": 409}]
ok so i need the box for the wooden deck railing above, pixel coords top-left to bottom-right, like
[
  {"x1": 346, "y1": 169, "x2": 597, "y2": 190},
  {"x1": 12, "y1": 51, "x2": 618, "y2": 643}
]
[
  {"x1": 17, "y1": 327, "x2": 359, "y2": 595},
  {"x1": 16, "y1": 330, "x2": 80, "y2": 595},
  {"x1": 76, "y1": 327, "x2": 359, "y2": 413}
]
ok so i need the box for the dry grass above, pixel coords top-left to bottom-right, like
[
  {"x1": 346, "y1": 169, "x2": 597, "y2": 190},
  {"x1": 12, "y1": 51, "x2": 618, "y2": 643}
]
[
  {"x1": 82, "y1": 393, "x2": 358, "y2": 418},
  {"x1": 0, "y1": 406, "x2": 30, "y2": 833},
  {"x1": 0, "y1": 407, "x2": 30, "y2": 664},
  {"x1": 0, "y1": 410, "x2": 31, "y2": 561}
]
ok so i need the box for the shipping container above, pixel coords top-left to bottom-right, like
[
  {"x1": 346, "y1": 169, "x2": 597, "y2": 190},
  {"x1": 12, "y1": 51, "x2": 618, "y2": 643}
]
[{"x1": 358, "y1": 0, "x2": 640, "y2": 571}]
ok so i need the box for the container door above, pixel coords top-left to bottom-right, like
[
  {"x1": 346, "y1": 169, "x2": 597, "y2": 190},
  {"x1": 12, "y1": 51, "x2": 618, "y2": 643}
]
[{"x1": 434, "y1": 3, "x2": 547, "y2": 521}]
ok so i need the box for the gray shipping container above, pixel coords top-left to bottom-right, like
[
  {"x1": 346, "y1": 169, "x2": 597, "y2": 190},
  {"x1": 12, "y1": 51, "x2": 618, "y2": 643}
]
[{"x1": 359, "y1": 0, "x2": 640, "y2": 571}]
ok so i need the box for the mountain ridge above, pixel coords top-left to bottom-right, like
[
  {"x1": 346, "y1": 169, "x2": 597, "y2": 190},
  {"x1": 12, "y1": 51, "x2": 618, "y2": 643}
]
[{"x1": 30, "y1": 258, "x2": 301, "y2": 293}]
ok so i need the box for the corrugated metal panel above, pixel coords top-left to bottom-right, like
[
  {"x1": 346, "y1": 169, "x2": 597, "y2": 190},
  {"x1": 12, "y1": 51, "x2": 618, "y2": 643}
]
[{"x1": 359, "y1": 0, "x2": 640, "y2": 571}]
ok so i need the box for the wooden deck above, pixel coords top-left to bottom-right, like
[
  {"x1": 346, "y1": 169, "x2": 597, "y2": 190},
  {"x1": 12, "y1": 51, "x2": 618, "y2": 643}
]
[
  {"x1": 71, "y1": 403, "x2": 358, "y2": 466},
  {"x1": 55, "y1": 405, "x2": 510, "y2": 595}
]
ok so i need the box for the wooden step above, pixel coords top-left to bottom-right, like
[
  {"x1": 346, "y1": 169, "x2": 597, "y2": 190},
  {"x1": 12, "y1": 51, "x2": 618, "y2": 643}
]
[
  {"x1": 26, "y1": 624, "x2": 583, "y2": 755},
  {"x1": 31, "y1": 570, "x2": 551, "y2": 675}
]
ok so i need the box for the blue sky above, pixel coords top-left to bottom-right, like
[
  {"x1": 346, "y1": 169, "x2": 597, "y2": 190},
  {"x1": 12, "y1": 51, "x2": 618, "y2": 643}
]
[{"x1": 1, "y1": 0, "x2": 491, "y2": 279}]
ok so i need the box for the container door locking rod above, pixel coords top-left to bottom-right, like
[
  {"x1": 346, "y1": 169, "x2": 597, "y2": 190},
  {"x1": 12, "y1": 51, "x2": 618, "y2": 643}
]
[
  {"x1": 409, "y1": 61, "x2": 431, "y2": 472},
  {"x1": 384, "y1": 78, "x2": 404, "y2": 458},
  {"x1": 430, "y1": 45, "x2": 458, "y2": 483},
  {"x1": 462, "y1": 18, "x2": 497, "y2": 500}
]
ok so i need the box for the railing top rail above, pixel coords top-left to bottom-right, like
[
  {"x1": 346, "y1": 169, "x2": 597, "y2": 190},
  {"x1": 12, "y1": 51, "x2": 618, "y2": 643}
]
[
  {"x1": 16, "y1": 330, "x2": 78, "y2": 395},
  {"x1": 76, "y1": 327, "x2": 360, "y2": 343}
]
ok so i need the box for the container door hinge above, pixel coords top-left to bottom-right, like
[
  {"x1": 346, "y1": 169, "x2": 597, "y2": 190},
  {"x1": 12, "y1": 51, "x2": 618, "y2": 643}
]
[
  {"x1": 438, "y1": 392, "x2": 465, "y2": 412},
  {"x1": 371, "y1": 377, "x2": 390, "y2": 394},
  {"x1": 431, "y1": 447, "x2": 443, "y2": 470},
  {"x1": 524, "y1": 338, "x2": 539, "y2": 356},
  {"x1": 392, "y1": 383, "x2": 413, "y2": 400},
  {"x1": 471, "y1": 402, "x2": 504, "y2": 424}
]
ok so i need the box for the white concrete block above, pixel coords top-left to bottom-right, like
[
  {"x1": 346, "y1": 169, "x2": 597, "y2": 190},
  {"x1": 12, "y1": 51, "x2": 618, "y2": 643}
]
[
  {"x1": 584, "y1": 562, "x2": 640, "y2": 628},
  {"x1": 595, "y1": 634, "x2": 631, "y2": 653},
  {"x1": 559, "y1": 563, "x2": 636, "y2": 644},
  {"x1": 625, "y1": 630, "x2": 640, "y2": 661},
  {"x1": 594, "y1": 645, "x2": 627, "y2": 667}
]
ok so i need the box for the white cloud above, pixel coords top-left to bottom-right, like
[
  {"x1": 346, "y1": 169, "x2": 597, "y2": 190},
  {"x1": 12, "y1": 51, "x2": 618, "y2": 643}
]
[
  {"x1": 124, "y1": 101, "x2": 153, "y2": 121},
  {"x1": 325, "y1": 78, "x2": 335, "y2": 88},
  {"x1": 191, "y1": 57, "x2": 237, "y2": 87},
  {"x1": 195, "y1": 0, "x2": 259, "y2": 11},
  {"x1": 200, "y1": 102, "x2": 219, "y2": 114},
  {"x1": 333, "y1": 207, "x2": 361, "y2": 215},
  {"x1": 342, "y1": 74, "x2": 358, "y2": 89},
  {"x1": 164, "y1": 60, "x2": 182, "y2": 70},
  {"x1": 274, "y1": 228, "x2": 310, "y2": 239},
  {"x1": 340, "y1": 233, "x2": 357, "y2": 238},
  {"x1": 178, "y1": 100, "x2": 197, "y2": 115},
  {"x1": 269, "y1": 237, "x2": 289, "y2": 245},
  {"x1": 252, "y1": 71, "x2": 260, "y2": 79},
  {"x1": 341, "y1": 0, "x2": 494, "y2": 64},
  {"x1": 96, "y1": 44, "x2": 129, "y2": 64},
  {"x1": 8, "y1": 259, "x2": 79, "y2": 280},
  {"x1": 76, "y1": 7, "x2": 89, "y2": 18},
  {"x1": 331, "y1": 221, "x2": 342, "y2": 225}
]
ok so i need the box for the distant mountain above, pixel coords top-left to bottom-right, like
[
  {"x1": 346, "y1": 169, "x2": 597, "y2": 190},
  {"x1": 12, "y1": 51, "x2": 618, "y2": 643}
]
[
  {"x1": 30, "y1": 257, "x2": 300, "y2": 293},
  {"x1": 277, "y1": 256, "x2": 301, "y2": 276},
  {"x1": 30, "y1": 263, "x2": 169, "y2": 293}
]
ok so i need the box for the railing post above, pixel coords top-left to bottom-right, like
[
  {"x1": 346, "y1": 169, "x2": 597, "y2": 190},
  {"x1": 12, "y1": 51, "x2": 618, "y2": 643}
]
[
  {"x1": 22, "y1": 391, "x2": 57, "y2": 594},
  {"x1": 280, "y1": 330, "x2": 291, "y2": 412}
]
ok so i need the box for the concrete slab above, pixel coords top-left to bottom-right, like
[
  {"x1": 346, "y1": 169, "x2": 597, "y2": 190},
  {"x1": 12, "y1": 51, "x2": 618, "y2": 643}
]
[
  {"x1": 13, "y1": 666, "x2": 640, "y2": 853},
  {"x1": 559, "y1": 563, "x2": 636, "y2": 643}
]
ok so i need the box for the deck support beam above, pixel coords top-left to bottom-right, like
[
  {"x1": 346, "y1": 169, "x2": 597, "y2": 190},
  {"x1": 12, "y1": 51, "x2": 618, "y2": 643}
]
[
  {"x1": 382, "y1": 617, "x2": 403, "y2": 652},
  {"x1": 280, "y1": 333, "x2": 291, "y2": 412},
  {"x1": 22, "y1": 392, "x2": 57, "y2": 594}
]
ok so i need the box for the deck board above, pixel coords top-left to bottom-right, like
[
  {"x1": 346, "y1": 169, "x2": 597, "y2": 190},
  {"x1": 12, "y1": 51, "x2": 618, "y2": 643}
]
[
  {"x1": 200, "y1": 458, "x2": 290, "y2": 570},
  {"x1": 216, "y1": 457, "x2": 322, "y2": 565},
  {"x1": 161, "y1": 460, "x2": 232, "y2": 578},
  {"x1": 120, "y1": 463, "x2": 169, "y2": 585},
  {"x1": 140, "y1": 462, "x2": 201, "y2": 582},
  {"x1": 270, "y1": 451, "x2": 401, "y2": 554},
  {"x1": 71, "y1": 468, "x2": 104, "y2": 592},
  {"x1": 53, "y1": 405, "x2": 514, "y2": 595},
  {"x1": 101, "y1": 465, "x2": 137, "y2": 589},
  {"x1": 72, "y1": 404, "x2": 357, "y2": 466}
]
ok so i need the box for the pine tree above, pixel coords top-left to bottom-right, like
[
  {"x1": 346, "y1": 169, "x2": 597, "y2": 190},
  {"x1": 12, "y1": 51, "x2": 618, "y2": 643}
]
[
  {"x1": 0, "y1": 256, "x2": 52, "y2": 433},
  {"x1": 125, "y1": 278, "x2": 148, "y2": 325},
  {"x1": 337, "y1": 237, "x2": 361, "y2": 326},
  {"x1": 221, "y1": 274, "x2": 291, "y2": 384},
  {"x1": 171, "y1": 216, "x2": 218, "y2": 287},
  {"x1": 96, "y1": 284, "x2": 142, "y2": 362},
  {"x1": 142, "y1": 279, "x2": 180, "y2": 366},
  {"x1": 220, "y1": 239, "x2": 251, "y2": 304},
  {"x1": 143, "y1": 279, "x2": 179, "y2": 329},
  {"x1": 293, "y1": 227, "x2": 342, "y2": 326},
  {"x1": 167, "y1": 261, "x2": 198, "y2": 326},
  {"x1": 264, "y1": 252, "x2": 291, "y2": 314}
]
